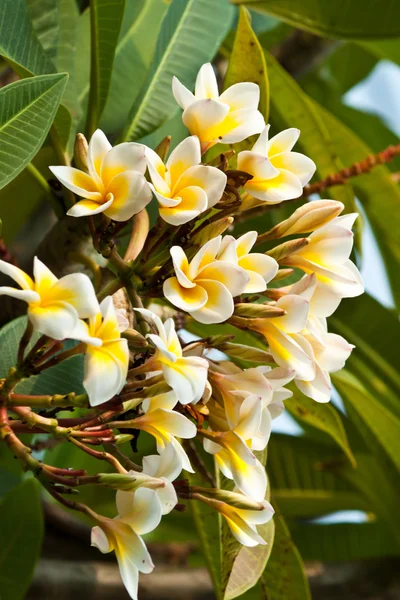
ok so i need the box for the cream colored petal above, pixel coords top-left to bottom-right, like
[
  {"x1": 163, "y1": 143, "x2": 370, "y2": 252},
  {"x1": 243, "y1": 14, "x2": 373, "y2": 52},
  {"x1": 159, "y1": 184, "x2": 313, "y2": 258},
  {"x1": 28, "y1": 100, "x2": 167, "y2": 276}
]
[
  {"x1": 295, "y1": 363, "x2": 332, "y2": 403},
  {"x1": 198, "y1": 261, "x2": 249, "y2": 297},
  {"x1": 235, "y1": 231, "x2": 258, "y2": 257},
  {"x1": 219, "y1": 82, "x2": 260, "y2": 111},
  {"x1": 104, "y1": 172, "x2": 152, "y2": 222},
  {"x1": 44, "y1": 272, "x2": 99, "y2": 319},
  {"x1": 67, "y1": 197, "x2": 112, "y2": 217},
  {"x1": 49, "y1": 166, "x2": 102, "y2": 200},
  {"x1": 188, "y1": 236, "x2": 221, "y2": 279},
  {"x1": 238, "y1": 254, "x2": 278, "y2": 292},
  {"x1": 266, "y1": 128, "x2": 300, "y2": 156},
  {"x1": 145, "y1": 149, "x2": 170, "y2": 197},
  {"x1": 166, "y1": 136, "x2": 201, "y2": 185},
  {"x1": 195, "y1": 63, "x2": 219, "y2": 99},
  {"x1": 273, "y1": 294, "x2": 310, "y2": 333},
  {"x1": 237, "y1": 151, "x2": 279, "y2": 181},
  {"x1": 182, "y1": 99, "x2": 229, "y2": 144},
  {"x1": 262, "y1": 325, "x2": 315, "y2": 381},
  {"x1": 120, "y1": 487, "x2": 163, "y2": 535},
  {"x1": 28, "y1": 301, "x2": 79, "y2": 340},
  {"x1": 189, "y1": 279, "x2": 234, "y2": 324},
  {"x1": 0, "y1": 260, "x2": 34, "y2": 290},
  {"x1": 87, "y1": 129, "x2": 112, "y2": 185},
  {"x1": 173, "y1": 164, "x2": 227, "y2": 208},
  {"x1": 270, "y1": 151, "x2": 316, "y2": 186},
  {"x1": 245, "y1": 168, "x2": 303, "y2": 204},
  {"x1": 153, "y1": 188, "x2": 181, "y2": 208},
  {"x1": 160, "y1": 185, "x2": 208, "y2": 225},
  {"x1": 163, "y1": 277, "x2": 208, "y2": 312},
  {"x1": 251, "y1": 125, "x2": 270, "y2": 154},
  {"x1": 172, "y1": 75, "x2": 195, "y2": 110},
  {"x1": 84, "y1": 346, "x2": 125, "y2": 406},
  {"x1": 218, "y1": 108, "x2": 265, "y2": 145},
  {"x1": 0, "y1": 287, "x2": 39, "y2": 304},
  {"x1": 142, "y1": 391, "x2": 178, "y2": 413},
  {"x1": 101, "y1": 142, "x2": 146, "y2": 188},
  {"x1": 170, "y1": 246, "x2": 194, "y2": 288}
]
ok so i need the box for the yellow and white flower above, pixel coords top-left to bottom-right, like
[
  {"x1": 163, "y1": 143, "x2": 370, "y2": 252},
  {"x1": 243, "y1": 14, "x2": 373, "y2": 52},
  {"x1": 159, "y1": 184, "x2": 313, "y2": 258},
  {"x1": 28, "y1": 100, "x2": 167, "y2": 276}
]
[
  {"x1": 91, "y1": 487, "x2": 161, "y2": 600},
  {"x1": 163, "y1": 237, "x2": 249, "y2": 324},
  {"x1": 238, "y1": 125, "x2": 316, "y2": 204},
  {"x1": 217, "y1": 231, "x2": 279, "y2": 293},
  {"x1": 136, "y1": 308, "x2": 209, "y2": 404},
  {"x1": 281, "y1": 214, "x2": 364, "y2": 316},
  {"x1": 50, "y1": 129, "x2": 152, "y2": 221},
  {"x1": 132, "y1": 390, "x2": 197, "y2": 473},
  {"x1": 0, "y1": 257, "x2": 99, "y2": 340},
  {"x1": 250, "y1": 295, "x2": 315, "y2": 381},
  {"x1": 74, "y1": 297, "x2": 129, "y2": 406},
  {"x1": 172, "y1": 63, "x2": 265, "y2": 152},
  {"x1": 145, "y1": 136, "x2": 227, "y2": 225}
]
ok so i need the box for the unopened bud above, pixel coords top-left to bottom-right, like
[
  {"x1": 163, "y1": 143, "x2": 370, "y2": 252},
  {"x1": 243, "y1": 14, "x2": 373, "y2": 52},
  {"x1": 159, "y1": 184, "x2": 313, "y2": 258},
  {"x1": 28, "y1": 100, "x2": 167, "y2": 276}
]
[
  {"x1": 234, "y1": 303, "x2": 286, "y2": 318},
  {"x1": 193, "y1": 487, "x2": 265, "y2": 511},
  {"x1": 217, "y1": 342, "x2": 273, "y2": 364},
  {"x1": 74, "y1": 133, "x2": 89, "y2": 171},
  {"x1": 192, "y1": 216, "x2": 233, "y2": 246},
  {"x1": 124, "y1": 209, "x2": 150, "y2": 262},
  {"x1": 183, "y1": 341, "x2": 206, "y2": 357},
  {"x1": 271, "y1": 268, "x2": 294, "y2": 282},
  {"x1": 99, "y1": 471, "x2": 166, "y2": 491},
  {"x1": 267, "y1": 238, "x2": 309, "y2": 262},
  {"x1": 121, "y1": 328, "x2": 148, "y2": 348},
  {"x1": 262, "y1": 200, "x2": 344, "y2": 240},
  {"x1": 154, "y1": 135, "x2": 171, "y2": 161},
  {"x1": 206, "y1": 149, "x2": 235, "y2": 169},
  {"x1": 206, "y1": 334, "x2": 235, "y2": 346},
  {"x1": 114, "y1": 434, "x2": 134, "y2": 445}
]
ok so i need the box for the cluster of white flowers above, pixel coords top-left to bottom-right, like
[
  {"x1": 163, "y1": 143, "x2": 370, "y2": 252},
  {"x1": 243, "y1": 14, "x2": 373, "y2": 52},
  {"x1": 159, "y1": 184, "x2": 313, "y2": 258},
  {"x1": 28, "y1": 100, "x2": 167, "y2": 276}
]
[{"x1": 0, "y1": 63, "x2": 363, "y2": 600}]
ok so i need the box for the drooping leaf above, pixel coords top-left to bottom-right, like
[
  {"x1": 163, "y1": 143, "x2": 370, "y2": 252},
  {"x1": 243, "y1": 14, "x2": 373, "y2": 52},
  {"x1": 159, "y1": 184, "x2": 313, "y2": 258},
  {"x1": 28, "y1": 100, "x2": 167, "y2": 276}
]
[
  {"x1": 123, "y1": 0, "x2": 234, "y2": 141},
  {"x1": 285, "y1": 387, "x2": 356, "y2": 467},
  {"x1": 0, "y1": 0, "x2": 55, "y2": 76},
  {"x1": 86, "y1": 0, "x2": 126, "y2": 135},
  {"x1": 262, "y1": 510, "x2": 311, "y2": 600},
  {"x1": 0, "y1": 74, "x2": 68, "y2": 190},
  {"x1": 101, "y1": 0, "x2": 168, "y2": 133},
  {"x1": 0, "y1": 479, "x2": 44, "y2": 600},
  {"x1": 27, "y1": 0, "x2": 60, "y2": 63},
  {"x1": 233, "y1": 0, "x2": 400, "y2": 40}
]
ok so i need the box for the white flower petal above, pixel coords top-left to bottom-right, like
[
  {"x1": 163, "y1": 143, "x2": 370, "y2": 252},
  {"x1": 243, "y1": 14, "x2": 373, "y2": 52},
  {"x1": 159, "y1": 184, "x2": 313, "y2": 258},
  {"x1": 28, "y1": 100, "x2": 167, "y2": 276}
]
[
  {"x1": 237, "y1": 151, "x2": 279, "y2": 181},
  {"x1": 273, "y1": 294, "x2": 310, "y2": 333},
  {"x1": 121, "y1": 487, "x2": 163, "y2": 535},
  {"x1": 219, "y1": 82, "x2": 260, "y2": 111},
  {"x1": 0, "y1": 287, "x2": 39, "y2": 303},
  {"x1": 235, "y1": 394, "x2": 262, "y2": 440},
  {"x1": 160, "y1": 186, "x2": 208, "y2": 225},
  {"x1": 167, "y1": 136, "x2": 201, "y2": 183},
  {"x1": 195, "y1": 63, "x2": 219, "y2": 99},
  {"x1": 67, "y1": 197, "x2": 113, "y2": 217},
  {"x1": 198, "y1": 261, "x2": 250, "y2": 297},
  {"x1": 190, "y1": 279, "x2": 234, "y2": 324},
  {"x1": 170, "y1": 247, "x2": 194, "y2": 288},
  {"x1": 270, "y1": 151, "x2": 316, "y2": 186},
  {"x1": 87, "y1": 129, "x2": 112, "y2": 185},
  {"x1": 238, "y1": 253, "x2": 279, "y2": 293},
  {"x1": 101, "y1": 142, "x2": 147, "y2": 188},
  {"x1": 104, "y1": 172, "x2": 152, "y2": 221},
  {"x1": 174, "y1": 164, "x2": 227, "y2": 208},
  {"x1": 266, "y1": 128, "x2": 300, "y2": 156},
  {"x1": 182, "y1": 99, "x2": 229, "y2": 144},
  {"x1": 188, "y1": 236, "x2": 221, "y2": 279},
  {"x1": 91, "y1": 526, "x2": 112, "y2": 554},
  {"x1": 49, "y1": 166, "x2": 102, "y2": 200},
  {"x1": 45, "y1": 272, "x2": 99, "y2": 318},
  {"x1": 251, "y1": 125, "x2": 270, "y2": 154},
  {"x1": 296, "y1": 364, "x2": 332, "y2": 403},
  {"x1": 172, "y1": 76, "x2": 195, "y2": 110},
  {"x1": 0, "y1": 260, "x2": 34, "y2": 290},
  {"x1": 163, "y1": 277, "x2": 208, "y2": 313},
  {"x1": 245, "y1": 168, "x2": 303, "y2": 204},
  {"x1": 219, "y1": 108, "x2": 265, "y2": 144},
  {"x1": 28, "y1": 301, "x2": 79, "y2": 340},
  {"x1": 84, "y1": 346, "x2": 125, "y2": 406}
]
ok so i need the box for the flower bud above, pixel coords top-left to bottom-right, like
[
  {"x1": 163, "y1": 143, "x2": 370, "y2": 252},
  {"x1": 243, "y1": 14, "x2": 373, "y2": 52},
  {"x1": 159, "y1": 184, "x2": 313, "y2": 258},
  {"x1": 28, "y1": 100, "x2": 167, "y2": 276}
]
[
  {"x1": 121, "y1": 328, "x2": 148, "y2": 348},
  {"x1": 216, "y1": 342, "x2": 274, "y2": 364},
  {"x1": 234, "y1": 303, "x2": 286, "y2": 318},
  {"x1": 114, "y1": 434, "x2": 134, "y2": 445},
  {"x1": 99, "y1": 471, "x2": 166, "y2": 492},
  {"x1": 271, "y1": 268, "x2": 294, "y2": 282},
  {"x1": 191, "y1": 216, "x2": 233, "y2": 246},
  {"x1": 267, "y1": 238, "x2": 310, "y2": 262},
  {"x1": 154, "y1": 135, "x2": 171, "y2": 161},
  {"x1": 192, "y1": 487, "x2": 265, "y2": 511},
  {"x1": 263, "y1": 200, "x2": 344, "y2": 240},
  {"x1": 74, "y1": 133, "x2": 89, "y2": 171}
]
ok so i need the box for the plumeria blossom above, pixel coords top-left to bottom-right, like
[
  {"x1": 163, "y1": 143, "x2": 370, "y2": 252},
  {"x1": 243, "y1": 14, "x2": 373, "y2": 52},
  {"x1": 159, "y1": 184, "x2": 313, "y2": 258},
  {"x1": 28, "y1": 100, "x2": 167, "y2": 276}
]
[
  {"x1": 50, "y1": 129, "x2": 152, "y2": 221},
  {"x1": 204, "y1": 395, "x2": 268, "y2": 501},
  {"x1": 250, "y1": 295, "x2": 315, "y2": 382},
  {"x1": 0, "y1": 257, "x2": 99, "y2": 339},
  {"x1": 73, "y1": 297, "x2": 129, "y2": 406},
  {"x1": 163, "y1": 237, "x2": 249, "y2": 324},
  {"x1": 203, "y1": 494, "x2": 274, "y2": 547},
  {"x1": 136, "y1": 308, "x2": 208, "y2": 404},
  {"x1": 145, "y1": 136, "x2": 227, "y2": 225},
  {"x1": 91, "y1": 487, "x2": 161, "y2": 600},
  {"x1": 132, "y1": 390, "x2": 196, "y2": 473},
  {"x1": 217, "y1": 231, "x2": 279, "y2": 293},
  {"x1": 238, "y1": 125, "x2": 316, "y2": 204},
  {"x1": 263, "y1": 366, "x2": 294, "y2": 417},
  {"x1": 172, "y1": 63, "x2": 265, "y2": 152}
]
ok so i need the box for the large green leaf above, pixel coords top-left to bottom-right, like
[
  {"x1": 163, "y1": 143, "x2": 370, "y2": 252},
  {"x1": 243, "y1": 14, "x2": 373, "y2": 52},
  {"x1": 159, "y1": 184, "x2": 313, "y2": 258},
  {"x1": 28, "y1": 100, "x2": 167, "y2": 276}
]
[
  {"x1": 293, "y1": 520, "x2": 400, "y2": 562},
  {"x1": 123, "y1": 0, "x2": 234, "y2": 141},
  {"x1": 233, "y1": 0, "x2": 400, "y2": 39},
  {"x1": 0, "y1": 74, "x2": 67, "y2": 190},
  {"x1": 262, "y1": 511, "x2": 311, "y2": 600},
  {"x1": 0, "y1": 479, "x2": 44, "y2": 600},
  {"x1": 263, "y1": 52, "x2": 356, "y2": 215},
  {"x1": 86, "y1": 0, "x2": 126, "y2": 135},
  {"x1": 333, "y1": 370, "x2": 400, "y2": 472},
  {"x1": 361, "y1": 39, "x2": 400, "y2": 66},
  {"x1": 0, "y1": 0, "x2": 55, "y2": 76},
  {"x1": 101, "y1": 0, "x2": 168, "y2": 133},
  {"x1": 27, "y1": 0, "x2": 60, "y2": 64},
  {"x1": 285, "y1": 387, "x2": 356, "y2": 467}
]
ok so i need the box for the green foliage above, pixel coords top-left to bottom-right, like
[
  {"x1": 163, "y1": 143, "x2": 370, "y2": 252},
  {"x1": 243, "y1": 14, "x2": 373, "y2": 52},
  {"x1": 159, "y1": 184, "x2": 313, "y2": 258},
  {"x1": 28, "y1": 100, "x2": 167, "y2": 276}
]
[
  {"x1": 0, "y1": 74, "x2": 67, "y2": 190},
  {"x1": 233, "y1": 0, "x2": 400, "y2": 39},
  {"x1": 27, "y1": 0, "x2": 60, "y2": 63},
  {"x1": 122, "y1": 0, "x2": 234, "y2": 141},
  {"x1": 0, "y1": 479, "x2": 44, "y2": 600}
]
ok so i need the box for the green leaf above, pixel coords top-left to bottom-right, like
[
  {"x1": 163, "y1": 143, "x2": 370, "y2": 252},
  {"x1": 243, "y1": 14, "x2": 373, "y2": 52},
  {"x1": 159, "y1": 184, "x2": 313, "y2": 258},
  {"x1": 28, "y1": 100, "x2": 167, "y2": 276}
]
[
  {"x1": 0, "y1": 479, "x2": 44, "y2": 600},
  {"x1": 262, "y1": 511, "x2": 311, "y2": 600},
  {"x1": 263, "y1": 51, "x2": 356, "y2": 215},
  {"x1": 86, "y1": 0, "x2": 126, "y2": 135},
  {"x1": 293, "y1": 520, "x2": 400, "y2": 562},
  {"x1": 334, "y1": 370, "x2": 400, "y2": 472},
  {"x1": 361, "y1": 39, "x2": 400, "y2": 66},
  {"x1": 0, "y1": 73, "x2": 67, "y2": 190},
  {"x1": 123, "y1": 0, "x2": 234, "y2": 141},
  {"x1": 27, "y1": 0, "x2": 60, "y2": 63},
  {"x1": 224, "y1": 6, "x2": 269, "y2": 121},
  {"x1": 284, "y1": 387, "x2": 356, "y2": 467},
  {"x1": 0, "y1": 0, "x2": 55, "y2": 76},
  {"x1": 233, "y1": 0, "x2": 400, "y2": 39},
  {"x1": 101, "y1": 0, "x2": 168, "y2": 133}
]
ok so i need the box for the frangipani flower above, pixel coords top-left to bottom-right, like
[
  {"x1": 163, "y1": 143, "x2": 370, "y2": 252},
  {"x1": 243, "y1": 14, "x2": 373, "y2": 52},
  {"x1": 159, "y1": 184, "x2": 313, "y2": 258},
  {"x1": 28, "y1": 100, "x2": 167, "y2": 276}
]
[
  {"x1": 0, "y1": 257, "x2": 99, "y2": 340},
  {"x1": 200, "y1": 494, "x2": 274, "y2": 547},
  {"x1": 163, "y1": 237, "x2": 249, "y2": 324},
  {"x1": 136, "y1": 308, "x2": 208, "y2": 404},
  {"x1": 204, "y1": 395, "x2": 267, "y2": 501},
  {"x1": 50, "y1": 129, "x2": 152, "y2": 221},
  {"x1": 145, "y1": 136, "x2": 227, "y2": 225},
  {"x1": 132, "y1": 390, "x2": 196, "y2": 473},
  {"x1": 250, "y1": 295, "x2": 315, "y2": 381},
  {"x1": 74, "y1": 297, "x2": 129, "y2": 406},
  {"x1": 238, "y1": 125, "x2": 316, "y2": 204},
  {"x1": 217, "y1": 231, "x2": 279, "y2": 293},
  {"x1": 281, "y1": 214, "x2": 364, "y2": 316},
  {"x1": 172, "y1": 63, "x2": 265, "y2": 152},
  {"x1": 91, "y1": 487, "x2": 161, "y2": 600}
]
